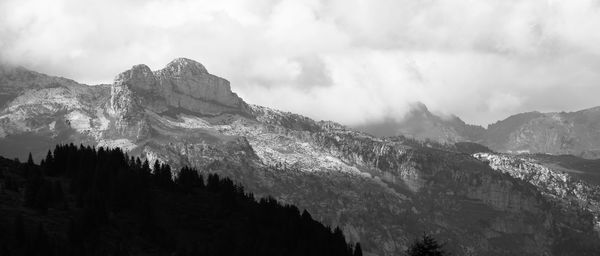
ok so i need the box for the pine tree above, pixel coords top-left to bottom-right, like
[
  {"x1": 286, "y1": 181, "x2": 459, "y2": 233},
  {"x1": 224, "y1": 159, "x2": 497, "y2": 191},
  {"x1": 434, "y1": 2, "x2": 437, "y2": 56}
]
[
  {"x1": 27, "y1": 153, "x2": 34, "y2": 166},
  {"x1": 176, "y1": 167, "x2": 202, "y2": 191},
  {"x1": 354, "y1": 243, "x2": 363, "y2": 256},
  {"x1": 14, "y1": 213, "x2": 25, "y2": 245},
  {"x1": 24, "y1": 175, "x2": 41, "y2": 208},
  {"x1": 142, "y1": 160, "x2": 150, "y2": 174},
  {"x1": 153, "y1": 160, "x2": 161, "y2": 175},
  {"x1": 406, "y1": 234, "x2": 449, "y2": 256},
  {"x1": 44, "y1": 150, "x2": 55, "y2": 175},
  {"x1": 0, "y1": 143, "x2": 359, "y2": 256},
  {"x1": 67, "y1": 219, "x2": 80, "y2": 244},
  {"x1": 34, "y1": 223, "x2": 49, "y2": 252},
  {"x1": 160, "y1": 164, "x2": 173, "y2": 184},
  {"x1": 1, "y1": 244, "x2": 10, "y2": 256},
  {"x1": 34, "y1": 180, "x2": 51, "y2": 214},
  {"x1": 53, "y1": 180, "x2": 65, "y2": 203}
]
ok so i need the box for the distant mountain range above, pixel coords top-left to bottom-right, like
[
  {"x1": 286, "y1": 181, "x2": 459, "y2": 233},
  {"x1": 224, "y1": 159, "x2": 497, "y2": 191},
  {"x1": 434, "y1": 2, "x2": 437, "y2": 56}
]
[
  {"x1": 1, "y1": 59, "x2": 600, "y2": 255},
  {"x1": 356, "y1": 103, "x2": 600, "y2": 159}
]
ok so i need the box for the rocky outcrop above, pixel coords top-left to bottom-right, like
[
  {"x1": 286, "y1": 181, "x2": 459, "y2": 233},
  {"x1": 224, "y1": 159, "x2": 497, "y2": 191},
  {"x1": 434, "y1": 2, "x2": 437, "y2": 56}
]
[{"x1": 113, "y1": 58, "x2": 250, "y2": 116}]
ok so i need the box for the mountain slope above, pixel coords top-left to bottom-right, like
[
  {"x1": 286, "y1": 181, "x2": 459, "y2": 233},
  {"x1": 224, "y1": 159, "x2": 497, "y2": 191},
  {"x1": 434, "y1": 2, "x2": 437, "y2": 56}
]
[{"x1": 1, "y1": 59, "x2": 599, "y2": 255}]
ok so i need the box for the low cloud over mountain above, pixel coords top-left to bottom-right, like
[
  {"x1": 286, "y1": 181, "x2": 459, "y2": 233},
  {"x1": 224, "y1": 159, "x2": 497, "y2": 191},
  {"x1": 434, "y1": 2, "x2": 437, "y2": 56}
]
[{"x1": 3, "y1": 0, "x2": 600, "y2": 127}]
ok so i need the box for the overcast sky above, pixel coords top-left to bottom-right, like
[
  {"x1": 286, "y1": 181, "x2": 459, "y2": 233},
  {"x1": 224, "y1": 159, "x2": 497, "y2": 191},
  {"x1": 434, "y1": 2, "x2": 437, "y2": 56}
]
[{"x1": 1, "y1": 0, "x2": 600, "y2": 126}]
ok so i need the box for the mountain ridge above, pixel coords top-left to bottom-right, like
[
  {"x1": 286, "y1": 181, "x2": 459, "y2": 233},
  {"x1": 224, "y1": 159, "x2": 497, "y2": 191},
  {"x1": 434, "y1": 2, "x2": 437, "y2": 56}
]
[
  {"x1": 356, "y1": 103, "x2": 600, "y2": 159},
  {"x1": 1, "y1": 59, "x2": 600, "y2": 255}
]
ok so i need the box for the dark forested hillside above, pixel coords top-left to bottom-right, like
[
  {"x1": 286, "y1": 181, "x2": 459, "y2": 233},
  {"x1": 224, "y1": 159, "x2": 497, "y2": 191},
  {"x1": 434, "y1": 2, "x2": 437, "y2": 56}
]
[{"x1": 0, "y1": 144, "x2": 361, "y2": 256}]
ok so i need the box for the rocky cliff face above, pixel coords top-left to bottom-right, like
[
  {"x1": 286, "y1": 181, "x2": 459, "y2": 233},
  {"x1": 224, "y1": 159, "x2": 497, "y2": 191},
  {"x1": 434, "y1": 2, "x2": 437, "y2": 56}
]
[
  {"x1": 1, "y1": 59, "x2": 599, "y2": 255},
  {"x1": 113, "y1": 58, "x2": 250, "y2": 116}
]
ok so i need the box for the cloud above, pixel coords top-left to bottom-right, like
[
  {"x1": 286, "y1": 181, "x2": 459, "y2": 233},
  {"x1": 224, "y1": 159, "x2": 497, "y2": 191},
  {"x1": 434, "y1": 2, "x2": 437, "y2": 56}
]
[{"x1": 2, "y1": 0, "x2": 600, "y2": 126}]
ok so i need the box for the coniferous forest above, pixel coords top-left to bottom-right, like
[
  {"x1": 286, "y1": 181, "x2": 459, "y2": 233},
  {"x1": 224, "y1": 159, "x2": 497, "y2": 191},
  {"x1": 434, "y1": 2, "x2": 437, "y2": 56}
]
[{"x1": 0, "y1": 144, "x2": 361, "y2": 256}]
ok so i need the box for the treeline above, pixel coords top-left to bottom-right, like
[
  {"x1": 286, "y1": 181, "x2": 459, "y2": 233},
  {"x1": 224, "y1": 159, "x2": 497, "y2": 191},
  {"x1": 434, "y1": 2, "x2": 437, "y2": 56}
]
[{"x1": 0, "y1": 144, "x2": 361, "y2": 256}]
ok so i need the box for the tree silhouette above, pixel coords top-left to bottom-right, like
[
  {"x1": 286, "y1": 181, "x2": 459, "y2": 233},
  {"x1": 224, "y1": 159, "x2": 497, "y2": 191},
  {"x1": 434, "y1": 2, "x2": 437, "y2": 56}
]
[
  {"x1": 1, "y1": 244, "x2": 10, "y2": 256},
  {"x1": 175, "y1": 166, "x2": 203, "y2": 192},
  {"x1": 406, "y1": 234, "x2": 449, "y2": 256},
  {"x1": 27, "y1": 153, "x2": 34, "y2": 166},
  {"x1": 0, "y1": 144, "x2": 361, "y2": 256},
  {"x1": 13, "y1": 213, "x2": 25, "y2": 245},
  {"x1": 354, "y1": 243, "x2": 363, "y2": 256}
]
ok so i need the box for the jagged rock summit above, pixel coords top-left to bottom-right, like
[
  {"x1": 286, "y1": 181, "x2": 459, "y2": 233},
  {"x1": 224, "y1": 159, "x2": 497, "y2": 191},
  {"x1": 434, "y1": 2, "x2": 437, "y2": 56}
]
[{"x1": 114, "y1": 58, "x2": 250, "y2": 116}]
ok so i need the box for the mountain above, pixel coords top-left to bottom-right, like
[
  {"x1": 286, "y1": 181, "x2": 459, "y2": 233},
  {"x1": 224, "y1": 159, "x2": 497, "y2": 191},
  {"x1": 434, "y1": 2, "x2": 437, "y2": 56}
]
[
  {"x1": 485, "y1": 108, "x2": 600, "y2": 158},
  {"x1": 1, "y1": 59, "x2": 599, "y2": 255},
  {"x1": 354, "y1": 103, "x2": 485, "y2": 144},
  {"x1": 356, "y1": 104, "x2": 600, "y2": 159}
]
